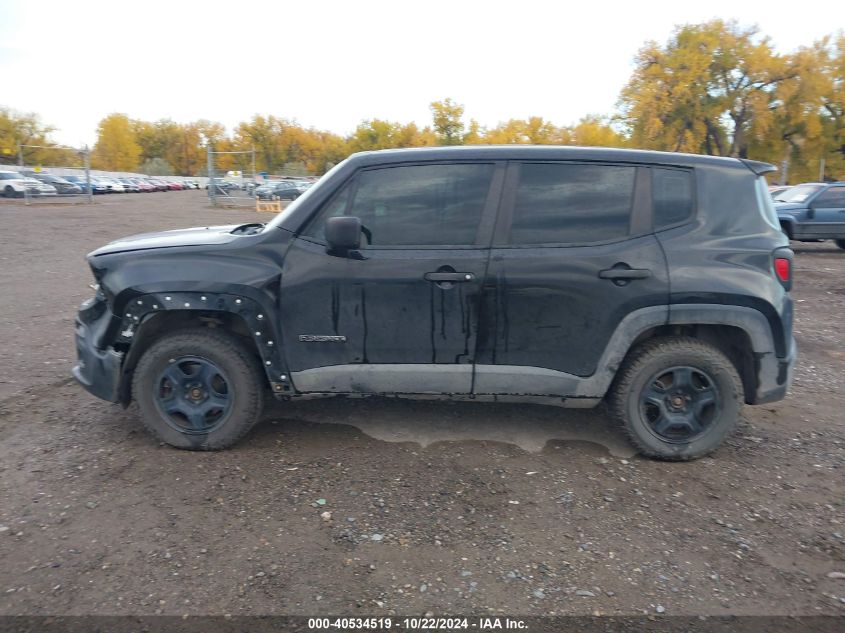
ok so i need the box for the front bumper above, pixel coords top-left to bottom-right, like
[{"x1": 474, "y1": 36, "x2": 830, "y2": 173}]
[
  {"x1": 72, "y1": 302, "x2": 123, "y2": 402},
  {"x1": 752, "y1": 336, "x2": 797, "y2": 404}
]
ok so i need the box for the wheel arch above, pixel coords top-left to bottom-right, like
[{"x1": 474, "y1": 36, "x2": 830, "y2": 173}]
[
  {"x1": 113, "y1": 291, "x2": 290, "y2": 405},
  {"x1": 580, "y1": 304, "x2": 778, "y2": 404}
]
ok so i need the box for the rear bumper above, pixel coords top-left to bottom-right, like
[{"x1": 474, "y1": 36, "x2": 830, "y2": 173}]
[
  {"x1": 751, "y1": 337, "x2": 797, "y2": 405},
  {"x1": 72, "y1": 317, "x2": 122, "y2": 402}
]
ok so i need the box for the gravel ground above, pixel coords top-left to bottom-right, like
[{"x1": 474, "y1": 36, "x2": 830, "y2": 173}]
[{"x1": 0, "y1": 192, "x2": 843, "y2": 617}]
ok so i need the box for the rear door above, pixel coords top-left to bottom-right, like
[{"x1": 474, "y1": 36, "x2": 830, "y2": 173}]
[
  {"x1": 808, "y1": 185, "x2": 845, "y2": 238},
  {"x1": 279, "y1": 161, "x2": 504, "y2": 394},
  {"x1": 474, "y1": 161, "x2": 670, "y2": 395}
]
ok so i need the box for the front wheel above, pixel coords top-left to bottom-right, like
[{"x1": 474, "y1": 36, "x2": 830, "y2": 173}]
[
  {"x1": 607, "y1": 337, "x2": 743, "y2": 461},
  {"x1": 132, "y1": 329, "x2": 264, "y2": 450},
  {"x1": 4, "y1": 185, "x2": 16, "y2": 198},
  {"x1": 835, "y1": 239, "x2": 845, "y2": 251}
]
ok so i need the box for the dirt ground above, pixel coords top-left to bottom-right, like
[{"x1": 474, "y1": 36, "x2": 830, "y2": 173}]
[{"x1": 0, "y1": 191, "x2": 843, "y2": 618}]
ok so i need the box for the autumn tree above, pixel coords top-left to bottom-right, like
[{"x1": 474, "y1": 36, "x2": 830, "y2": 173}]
[
  {"x1": 619, "y1": 20, "x2": 794, "y2": 157},
  {"x1": 570, "y1": 115, "x2": 626, "y2": 147},
  {"x1": 483, "y1": 117, "x2": 566, "y2": 144},
  {"x1": 430, "y1": 98, "x2": 465, "y2": 145},
  {"x1": 348, "y1": 119, "x2": 435, "y2": 152},
  {"x1": 92, "y1": 113, "x2": 141, "y2": 171},
  {"x1": 0, "y1": 107, "x2": 76, "y2": 166}
]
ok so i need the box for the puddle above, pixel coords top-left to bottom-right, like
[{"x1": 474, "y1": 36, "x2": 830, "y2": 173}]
[{"x1": 265, "y1": 396, "x2": 636, "y2": 458}]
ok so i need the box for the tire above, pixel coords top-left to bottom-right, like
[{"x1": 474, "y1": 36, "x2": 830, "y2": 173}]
[
  {"x1": 4, "y1": 185, "x2": 16, "y2": 198},
  {"x1": 835, "y1": 239, "x2": 845, "y2": 251},
  {"x1": 607, "y1": 337, "x2": 743, "y2": 461},
  {"x1": 132, "y1": 329, "x2": 264, "y2": 450}
]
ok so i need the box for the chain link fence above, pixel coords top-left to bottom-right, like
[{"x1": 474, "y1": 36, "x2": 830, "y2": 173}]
[
  {"x1": 206, "y1": 147, "x2": 259, "y2": 208},
  {"x1": 10, "y1": 144, "x2": 94, "y2": 204}
]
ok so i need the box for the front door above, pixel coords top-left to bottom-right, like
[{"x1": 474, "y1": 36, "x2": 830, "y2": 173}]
[
  {"x1": 280, "y1": 162, "x2": 503, "y2": 394},
  {"x1": 475, "y1": 161, "x2": 670, "y2": 395}
]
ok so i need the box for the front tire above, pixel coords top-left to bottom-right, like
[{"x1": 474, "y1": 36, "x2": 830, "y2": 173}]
[
  {"x1": 835, "y1": 239, "x2": 845, "y2": 251},
  {"x1": 132, "y1": 329, "x2": 264, "y2": 450},
  {"x1": 607, "y1": 337, "x2": 743, "y2": 461}
]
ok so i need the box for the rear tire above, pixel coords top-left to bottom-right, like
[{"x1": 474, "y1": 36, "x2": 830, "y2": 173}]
[
  {"x1": 607, "y1": 337, "x2": 743, "y2": 461},
  {"x1": 132, "y1": 329, "x2": 264, "y2": 450},
  {"x1": 835, "y1": 239, "x2": 845, "y2": 251},
  {"x1": 4, "y1": 185, "x2": 15, "y2": 198}
]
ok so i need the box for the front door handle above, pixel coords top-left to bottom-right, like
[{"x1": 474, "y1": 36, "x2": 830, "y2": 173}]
[
  {"x1": 598, "y1": 268, "x2": 652, "y2": 280},
  {"x1": 424, "y1": 272, "x2": 475, "y2": 282}
]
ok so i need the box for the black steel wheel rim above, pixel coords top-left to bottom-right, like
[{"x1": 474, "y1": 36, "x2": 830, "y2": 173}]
[
  {"x1": 639, "y1": 365, "x2": 720, "y2": 443},
  {"x1": 153, "y1": 356, "x2": 232, "y2": 434}
]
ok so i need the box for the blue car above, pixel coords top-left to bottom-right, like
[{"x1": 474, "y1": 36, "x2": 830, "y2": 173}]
[
  {"x1": 775, "y1": 182, "x2": 845, "y2": 249},
  {"x1": 63, "y1": 175, "x2": 108, "y2": 194}
]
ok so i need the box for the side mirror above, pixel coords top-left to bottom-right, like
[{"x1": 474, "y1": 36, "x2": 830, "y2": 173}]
[{"x1": 325, "y1": 216, "x2": 362, "y2": 253}]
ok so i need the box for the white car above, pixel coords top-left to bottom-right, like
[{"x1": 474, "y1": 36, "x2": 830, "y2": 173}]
[
  {"x1": 0, "y1": 170, "x2": 29, "y2": 197},
  {"x1": 97, "y1": 177, "x2": 125, "y2": 193}
]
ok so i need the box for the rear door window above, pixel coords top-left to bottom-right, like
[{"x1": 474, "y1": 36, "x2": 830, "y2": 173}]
[{"x1": 508, "y1": 163, "x2": 635, "y2": 244}]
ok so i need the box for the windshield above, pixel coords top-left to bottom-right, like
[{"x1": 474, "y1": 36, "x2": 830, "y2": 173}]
[{"x1": 774, "y1": 185, "x2": 823, "y2": 203}]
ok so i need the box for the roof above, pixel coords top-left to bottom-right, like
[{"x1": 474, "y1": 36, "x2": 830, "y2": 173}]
[{"x1": 346, "y1": 145, "x2": 773, "y2": 174}]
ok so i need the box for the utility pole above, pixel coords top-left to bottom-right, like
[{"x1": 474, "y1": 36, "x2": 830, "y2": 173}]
[
  {"x1": 83, "y1": 145, "x2": 92, "y2": 204},
  {"x1": 819, "y1": 158, "x2": 826, "y2": 182},
  {"x1": 207, "y1": 145, "x2": 216, "y2": 206}
]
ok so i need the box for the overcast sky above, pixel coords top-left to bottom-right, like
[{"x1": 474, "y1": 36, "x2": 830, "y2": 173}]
[{"x1": 1, "y1": 0, "x2": 841, "y2": 147}]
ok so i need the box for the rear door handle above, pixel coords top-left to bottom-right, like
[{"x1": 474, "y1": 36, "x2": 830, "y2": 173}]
[
  {"x1": 598, "y1": 268, "x2": 652, "y2": 280},
  {"x1": 424, "y1": 272, "x2": 475, "y2": 282}
]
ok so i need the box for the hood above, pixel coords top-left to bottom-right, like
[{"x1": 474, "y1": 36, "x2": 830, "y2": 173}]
[{"x1": 90, "y1": 224, "x2": 245, "y2": 256}]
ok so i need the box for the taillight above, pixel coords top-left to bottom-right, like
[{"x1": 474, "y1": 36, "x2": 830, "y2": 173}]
[
  {"x1": 773, "y1": 248, "x2": 793, "y2": 291},
  {"x1": 775, "y1": 258, "x2": 790, "y2": 282}
]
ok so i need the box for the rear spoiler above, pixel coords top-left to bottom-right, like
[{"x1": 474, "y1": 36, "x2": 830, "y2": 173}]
[{"x1": 741, "y1": 159, "x2": 777, "y2": 176}]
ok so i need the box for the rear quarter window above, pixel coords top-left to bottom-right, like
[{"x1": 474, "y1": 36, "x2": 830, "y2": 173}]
[{"x1": 653, "y1": 168, "x2": 694, "y2": 228}]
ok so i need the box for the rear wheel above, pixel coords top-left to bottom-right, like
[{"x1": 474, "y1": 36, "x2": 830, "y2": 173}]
[
  {"x1": 132, "y1": 329, "x2": 264, "y2": 450},
  {"x1": 607, "y1": 337, "x2": 743, "y2": 460},
  {"x1": 4, "y1": 185, "x2": 16, "y2": 198},
  {"x1": 835, "y1": 239, "x2": 845, "y2": 250}
]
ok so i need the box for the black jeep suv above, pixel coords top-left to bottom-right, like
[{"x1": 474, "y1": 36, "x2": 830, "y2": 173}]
[{"x1": 73, "y1": 147, "x2": 796, "y2": 460}]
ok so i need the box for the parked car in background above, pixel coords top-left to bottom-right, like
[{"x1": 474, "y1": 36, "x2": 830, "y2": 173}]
[
  {"x1": 29, "y1": 174, "x2": 83, "y2": 195},
  {"x1": 768, "y1": 185, "x2": 791, "y2": 199},
  {"x1": 183, "y1": 179, "x2": 199, "y2": 190},
  {"x1": 117, "y1": 178, "x2": 140, "y2": 193},
  {"x1": 62, "y1": 175, "x2": 99, "y2": 194},
  {"x1": 130, "y1": 178, "x2": 156, "y2": 193},
  {"x1": 254, "y1": 180, "x2": 304, "y2": 200},
  {"x1": 775, "y1": 181, "x2": 845, "y2": 249},
  {"x1": 22, "y1": 177, "x2": 58, "y2": 197},
  {"x1": 95, "y1": 177, "x2": 125, "y2": 193},
  {"x1": 144, "y1": 178, "x2": 166, "y2": 192},
  {"x1": 206, "y1": 178, "x2": 238, "y2": 195},
  {"x1": 0, "y1": 170, "x2": 31, "y2": 197}
]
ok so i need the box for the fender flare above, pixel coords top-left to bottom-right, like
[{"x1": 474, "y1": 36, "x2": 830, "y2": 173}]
[
  {"x1": 116, "y1": 290, "x2": 291, "y2": 396},
  {"x1": 571, "y1": 303, "x2": 778, "y2": 399}
]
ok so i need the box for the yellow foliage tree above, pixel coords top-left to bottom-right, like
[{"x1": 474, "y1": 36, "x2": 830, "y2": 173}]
[
  {"x1": 92, "y1": 113, "x2": 141, "y2": 171},
  {"x1": 619, "y1": 20, "x2": 793, "y2": 157}
]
